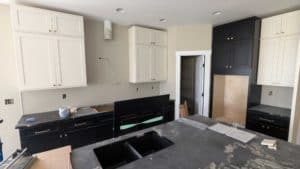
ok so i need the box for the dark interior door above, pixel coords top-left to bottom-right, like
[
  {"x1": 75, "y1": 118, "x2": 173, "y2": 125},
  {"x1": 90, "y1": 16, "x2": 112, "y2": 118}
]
[{"x1": 180, "y1": 57, "x2": 196, "y2": 114}]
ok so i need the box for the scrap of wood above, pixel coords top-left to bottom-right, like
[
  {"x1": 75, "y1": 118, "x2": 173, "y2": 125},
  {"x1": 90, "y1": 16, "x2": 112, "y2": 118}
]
[
  {"x1": 180, "y1": 101, "x2": 189, "y2": 118},
  {"x1": 30, "y1": 146, "x2": 72, "y2": 169}
]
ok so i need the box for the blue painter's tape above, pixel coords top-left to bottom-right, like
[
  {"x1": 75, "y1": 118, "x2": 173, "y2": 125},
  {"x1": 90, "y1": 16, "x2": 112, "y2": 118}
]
[{"x1": 0, "y1": 142, "x2": 3, "y2": 162}]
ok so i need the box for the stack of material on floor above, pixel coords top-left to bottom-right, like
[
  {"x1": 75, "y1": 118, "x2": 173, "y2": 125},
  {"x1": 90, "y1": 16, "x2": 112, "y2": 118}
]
[{"x1": 180, "y1": 101, "x2": 189, "y2": 118}]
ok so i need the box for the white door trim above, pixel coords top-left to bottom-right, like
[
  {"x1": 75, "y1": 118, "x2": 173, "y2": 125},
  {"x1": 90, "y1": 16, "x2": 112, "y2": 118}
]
[{"x1": 175, "y1": 50, "x2": 211, "y2": 119}]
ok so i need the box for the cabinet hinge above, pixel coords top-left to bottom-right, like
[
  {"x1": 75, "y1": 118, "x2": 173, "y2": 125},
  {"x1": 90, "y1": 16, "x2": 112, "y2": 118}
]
[
  {"x1": 203, "y1": 64, "x2": 205, "y2": 68},
  {"x1": 202, "y1": 93, "x2": 204, "y2": 97}
]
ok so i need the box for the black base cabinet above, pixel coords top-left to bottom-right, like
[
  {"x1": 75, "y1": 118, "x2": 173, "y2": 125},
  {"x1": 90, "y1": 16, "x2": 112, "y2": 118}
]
[
  {"x1": 20, "y1": 124, "x2": 63, "y2": 154},
  {"x1": 19, "y1": 113, "x2": 113, "y2": 154},
  {"x1": 246, "y1": 107, "x2": 290, "y2": 140}
]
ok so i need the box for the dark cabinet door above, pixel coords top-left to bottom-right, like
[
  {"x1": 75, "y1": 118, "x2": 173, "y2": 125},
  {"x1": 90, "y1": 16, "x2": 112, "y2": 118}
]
[
  {"x1": 212, "y1": 17, "x2": 260, "y2": 76},
  {"x1": 231, "y1": 19, "x2": 255, "y2": 41},
  {"x1": 230, "y1": 39, "x2": 253, "y2": 75},
  {"x1": 20, "y1": 128, "x2": 63, "y2": 154},
  {"x1": 213, "y1": 25, "x2": 231, "y2": 42},
  {"x1": 66, "y1": 123, "x2": 113, "y2": 149},
  {"x1": 212, "y1": 42, "x2": 231, "y2": 74},
  {"x1": 246, "y1": 121, "x2": 288, "y2": 140}
]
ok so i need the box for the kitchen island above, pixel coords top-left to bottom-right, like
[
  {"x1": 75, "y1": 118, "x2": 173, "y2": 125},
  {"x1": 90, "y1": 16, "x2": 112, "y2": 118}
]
[{"x1": 71, "y1": 115, "x2": 300, "y2": 169}]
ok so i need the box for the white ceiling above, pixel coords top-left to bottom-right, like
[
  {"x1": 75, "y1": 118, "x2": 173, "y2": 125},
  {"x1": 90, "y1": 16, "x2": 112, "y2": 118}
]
[
  {"x1": 13, "y1": 0, "x2": 300, "y2": 28},
  {"x1": 0, "y1": 0, "x2": 9, "y2": 4}
]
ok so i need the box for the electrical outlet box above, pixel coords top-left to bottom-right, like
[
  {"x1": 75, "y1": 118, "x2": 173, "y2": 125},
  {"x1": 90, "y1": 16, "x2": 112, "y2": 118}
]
[
  {"x1": 62, "y1": 94, "x2": 67, "y2": 99},
  {"x1": 4, "y1": 99, "x2": 14, "y2": 105},
  {"x1": 268, "y1": 91, "x2": 273, "y2": 96}
]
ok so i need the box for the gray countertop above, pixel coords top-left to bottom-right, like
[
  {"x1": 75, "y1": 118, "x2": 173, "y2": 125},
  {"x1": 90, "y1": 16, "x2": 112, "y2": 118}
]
[
  {"x1": 15, "y1": 104, "x2": 114, "y2": 129},
  {"x1": 248, "y1": 104, "x2": 291, "y2": 118},
  {"x1": 71, "y1": 115, "x2": 300, "y2": 169}
]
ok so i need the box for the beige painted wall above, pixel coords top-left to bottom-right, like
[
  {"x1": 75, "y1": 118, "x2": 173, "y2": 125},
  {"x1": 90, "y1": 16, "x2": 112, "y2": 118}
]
[
  {"x1": 0, "y1": 5, "x2": 160, "y2": 157},
  {"x1": 160, "y1": 24, "x2": 212, "y2": 99},
  {"x1": 0, "y1": 5, "x2": 22, "y2": 158}
]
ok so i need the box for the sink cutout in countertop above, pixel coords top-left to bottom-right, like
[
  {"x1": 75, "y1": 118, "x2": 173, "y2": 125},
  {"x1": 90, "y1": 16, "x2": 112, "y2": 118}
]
[{"x1": 93, "y1": 131, "x2": 174, "y2": 169}]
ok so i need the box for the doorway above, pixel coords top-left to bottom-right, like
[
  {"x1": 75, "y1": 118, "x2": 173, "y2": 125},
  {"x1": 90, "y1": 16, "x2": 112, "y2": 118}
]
[
  {"x1": 175, "y1": 50, "x2": 211, "y2": 119},
  {"x1": 180, "y1": 56, "x2": 204, "y2": 116}
]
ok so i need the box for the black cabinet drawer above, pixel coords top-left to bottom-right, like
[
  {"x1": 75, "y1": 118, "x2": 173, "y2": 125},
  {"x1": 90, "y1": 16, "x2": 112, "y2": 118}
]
[
  {"x1": 20, "y1": 124, "x2": 60, "y2": 138},
  {"x1": 19, "y1": 112, "x2": 114, "y2": 154},
  {"x1": 247, "y1": 110, "x2": 290, "y2": 128},
  {"x1": 246, "y1": 121, "x2": 288, "y2": 140},
  {"x1": 64, "y1": 114, "x2": 113, "y2": 130},
  {"x1": 66, "y1": 123, "x2": 113, "y2": 149},
  {"x1": 21, "y1": 130, "x2": 62, "y2": 154}
]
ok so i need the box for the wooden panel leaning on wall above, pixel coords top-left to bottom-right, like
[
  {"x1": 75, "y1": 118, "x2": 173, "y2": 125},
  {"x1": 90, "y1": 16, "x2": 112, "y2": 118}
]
[{"x1": 212, "y1": 75, "x2": 249, "y2": 126}]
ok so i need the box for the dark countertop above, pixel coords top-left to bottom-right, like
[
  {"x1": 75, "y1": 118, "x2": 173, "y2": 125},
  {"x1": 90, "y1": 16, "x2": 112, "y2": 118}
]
[
  {"x1": 248, "y1": 104, "x2": 291, "y2": 118},
  {"x1": 15, "y1": 104, "x2": 114, "y2": 129},
  {"x1": 71, "y1": 115, "x2": 300, "y2": 169}
]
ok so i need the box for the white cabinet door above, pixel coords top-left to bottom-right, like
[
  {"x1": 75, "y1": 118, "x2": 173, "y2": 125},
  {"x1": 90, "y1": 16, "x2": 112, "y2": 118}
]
[
  {"x1": 13, "y1": 6, "x2": 52, "y2": 34},
  {"x1": 55, "y1": 37, "x2": 87, "y2": 87},
  {"x1": 151, "y1": 46, "x2": 167, "y2": 81},
  {"x1": 135, "y1": 45, "x2": 151, "y2": 82},
  {"x1": 261, "y1": 15, "x2": 282, "y2": 38},
  {"x1": 15, "y1": 33, "x2": 56, "y2": 90},
  {"x1": 135, "y1": 27, "x2": 151, "y2": 45},
  {"x1": 257, "y1": 38, "x2": 281, "y2": 85},
  {"x1": 53, "y1": 14, "x2": 84, "y2": 37},
  {"x1": 283, "y1": 10, "x2": 300, "y2": 36},
  {"x1": 151, "y1": 30, "x2": 167, "y2": 46},
  {"x1": 278, "y1": 35, "x2": 300, "y2": 86}
]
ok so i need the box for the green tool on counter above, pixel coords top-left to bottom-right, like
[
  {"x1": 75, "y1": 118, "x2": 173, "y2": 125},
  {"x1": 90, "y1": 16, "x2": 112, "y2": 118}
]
[{"x1": 120, "y1": 116, "x2": 163, "y2": 130}]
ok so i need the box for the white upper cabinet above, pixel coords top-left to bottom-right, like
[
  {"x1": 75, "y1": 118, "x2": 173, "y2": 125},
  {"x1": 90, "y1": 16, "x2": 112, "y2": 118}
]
[
  {"x1": 135, "y1": 27, "x2": 151, "y2": 45},
  {"x1": 134, "y1": 45, "x2": 152, "y2": 82},
  {"x1": 12, "y1": 5, "x2": 84, "y2": 37},
  {"x1": 284, "y1": 11, "x2": 300, "y2": 36},
  {"x1": 12, "y1": 5, "x2": 87, "y2": 91},
  {"x1": 151, "y1": 30, "x2": 167, "y2": 46},
  {"x1": 131, "y1": 26, "x2": 167, "y2": 46},
  {"x1": 53, "y1": 13, "x2": 84, "y2": 37},
  {"x1": 278, "y1": 35, "x2": 300, "y2": 86},
  {"x1": 258, "y1": 10, "x2": 300, "y2": 87},
  {"x1": 261, "y1": 15, "x2": 282, "y2": 38},
  {"x1": 151, "y1": 46, "x2": 168, "y2": 81},
  {"x1": 129, "y1": 26, "x2": 168, "y2": 83},
  {"x1": 55, "y1": 37, "x2": 87, "y2": 87},
  {"x1": 257, "y1": 38, "x2": 280, "y2": 86},
  {"x1": 261, "y1": 10, "x2": 300, "y2": 38},
  {"x1": 13, "y1": 6, "x2": 52, "y2": 34},
  {"x1": 14, "y1": 33, "x2": 57, "y2": 90}
]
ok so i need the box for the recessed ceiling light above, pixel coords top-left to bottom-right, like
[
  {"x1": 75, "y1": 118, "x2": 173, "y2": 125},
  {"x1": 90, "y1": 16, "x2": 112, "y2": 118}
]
[
  {"x1": 212, "y1": 11, "x2": 222, "y2": 16},
  {"x1": 160, "y1": 18, "x2": 167, "y2": 23},
  {"x1": 116, "y1": 8, "x2": 125, "y2": 13}
]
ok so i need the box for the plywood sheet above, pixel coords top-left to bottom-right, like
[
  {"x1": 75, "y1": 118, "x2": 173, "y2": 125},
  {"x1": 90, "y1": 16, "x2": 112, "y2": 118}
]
[
  {"x1": 212, "y1": 75, "x2": 225, "y2": 118},
  {"x1": 212, "y1": 75, "x2": 249, "y2": 126},
  {"x1": 30, "y1": 146, "x2": 72, "y2": 169}
]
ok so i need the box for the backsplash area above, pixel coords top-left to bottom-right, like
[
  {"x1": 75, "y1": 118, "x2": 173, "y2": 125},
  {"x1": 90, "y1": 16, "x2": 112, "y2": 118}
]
[{"x1": 261, "y1": 86, "x2": 293, "y2": 108}]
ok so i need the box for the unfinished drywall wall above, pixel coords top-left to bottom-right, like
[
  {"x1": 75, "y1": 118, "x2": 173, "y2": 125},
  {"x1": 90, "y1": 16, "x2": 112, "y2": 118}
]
[
  {"x1": 261, "y1": 86, "x2": 293, "y2": 109},
  {"x1": 0, "y1": 4, "x2": 22, "y2": 158},
  {"x1": 160, "y1": 24, "x2": 212, "y2": 99}
]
